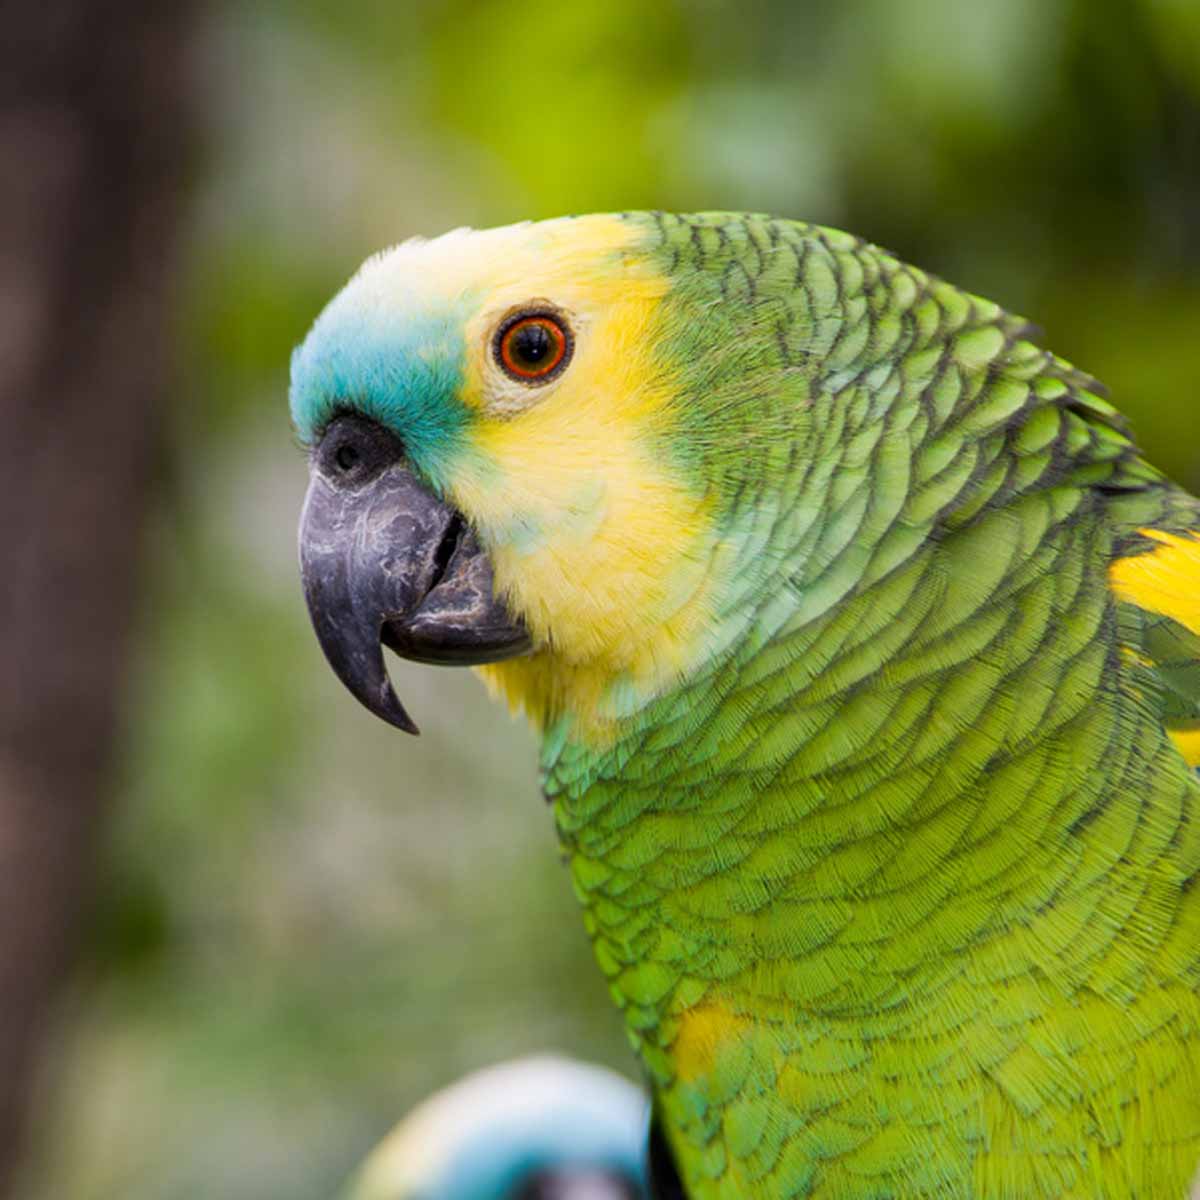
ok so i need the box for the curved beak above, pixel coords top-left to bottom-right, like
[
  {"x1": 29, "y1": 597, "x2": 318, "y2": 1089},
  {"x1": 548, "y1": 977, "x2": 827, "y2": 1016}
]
[{"x1": 299, "y1": 456, "x2": 531, "y2": 735}]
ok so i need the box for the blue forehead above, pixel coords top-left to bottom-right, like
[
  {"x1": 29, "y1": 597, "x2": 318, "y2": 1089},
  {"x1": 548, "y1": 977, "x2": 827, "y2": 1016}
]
[{"x1": 288, "y1": 274, "x2": 474, "y2": 481}]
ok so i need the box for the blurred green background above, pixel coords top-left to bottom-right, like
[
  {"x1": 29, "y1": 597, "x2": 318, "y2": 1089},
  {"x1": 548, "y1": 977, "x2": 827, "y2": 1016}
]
[{"x1": 17, "y1": 1, "x2": 1200, "y2": 1196}]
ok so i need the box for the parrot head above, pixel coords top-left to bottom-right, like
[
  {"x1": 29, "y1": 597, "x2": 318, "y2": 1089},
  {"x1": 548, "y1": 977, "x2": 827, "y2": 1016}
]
[{"x1": 292, "y1": 214, "x2": 800, "y2": 735}]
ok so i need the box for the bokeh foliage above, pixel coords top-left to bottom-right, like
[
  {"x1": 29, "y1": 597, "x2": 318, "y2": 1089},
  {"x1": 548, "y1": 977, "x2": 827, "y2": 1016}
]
[{"x1": 21, "y1": 1, "x2": 1200, "y2": 1196}]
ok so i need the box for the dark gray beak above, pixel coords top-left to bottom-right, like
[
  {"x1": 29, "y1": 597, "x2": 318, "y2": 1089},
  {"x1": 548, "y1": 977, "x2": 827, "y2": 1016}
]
[{"x1": 298, "y1": 414, "x2": 532, "y2": 734}]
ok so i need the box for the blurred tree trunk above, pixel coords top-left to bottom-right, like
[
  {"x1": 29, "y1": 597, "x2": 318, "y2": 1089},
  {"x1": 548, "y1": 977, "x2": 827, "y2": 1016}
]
[{"x1": 0, "y1": 3, "x2": 197, "y2": 1190}]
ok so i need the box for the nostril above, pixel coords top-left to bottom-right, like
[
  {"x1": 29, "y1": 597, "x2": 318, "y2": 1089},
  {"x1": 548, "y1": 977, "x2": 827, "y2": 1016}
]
[{"x1": 429, "y1": 512, "x2": 465, "y2": 590}]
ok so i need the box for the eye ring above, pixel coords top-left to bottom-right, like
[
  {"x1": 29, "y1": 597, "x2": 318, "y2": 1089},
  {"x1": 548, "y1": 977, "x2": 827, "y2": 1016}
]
[{"x1": 493, "y1": 310, "x2": 573, "y2": 384}]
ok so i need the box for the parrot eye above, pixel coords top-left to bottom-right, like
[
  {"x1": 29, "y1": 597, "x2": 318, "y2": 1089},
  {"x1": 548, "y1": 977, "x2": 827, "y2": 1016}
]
[{"x1": 494, "y1": 310, "x2": 572, "y2": 384}]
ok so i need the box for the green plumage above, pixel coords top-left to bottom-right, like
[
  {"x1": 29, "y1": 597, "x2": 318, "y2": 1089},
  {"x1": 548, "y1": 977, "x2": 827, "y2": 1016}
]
[{"x1": 542, "y1": 215, "x2": 1200, "y2": 1198}]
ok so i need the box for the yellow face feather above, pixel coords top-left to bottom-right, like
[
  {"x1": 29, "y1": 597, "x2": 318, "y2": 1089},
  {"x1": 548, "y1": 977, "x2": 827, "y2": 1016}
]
[{"x1": 378, "y1": 216, "x2": 727, "y2": 741}]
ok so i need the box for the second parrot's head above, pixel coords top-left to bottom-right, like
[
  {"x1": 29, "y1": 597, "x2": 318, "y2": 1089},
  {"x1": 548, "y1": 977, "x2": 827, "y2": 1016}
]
[{"x1": 291, "y1": 214, "x2": 804, "y2": 737}]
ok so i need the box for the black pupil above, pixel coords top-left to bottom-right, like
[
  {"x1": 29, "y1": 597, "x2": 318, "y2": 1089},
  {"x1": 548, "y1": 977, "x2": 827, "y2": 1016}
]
[
  {"x1": 335, "y1": 443, "x2": 360, "y2": 471},
  {"x1": 512, "y1": 322, "x2": 553, "y2": 366}
]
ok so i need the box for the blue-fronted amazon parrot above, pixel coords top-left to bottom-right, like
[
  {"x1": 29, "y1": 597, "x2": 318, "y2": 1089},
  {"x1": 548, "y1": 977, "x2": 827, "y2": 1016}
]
[{"x1": 291, "y1": 214, "x2": 1200, "y2": 1198}]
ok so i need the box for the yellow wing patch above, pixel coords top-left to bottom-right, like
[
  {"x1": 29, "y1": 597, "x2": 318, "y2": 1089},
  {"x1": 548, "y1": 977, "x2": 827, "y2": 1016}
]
[
  {"x1": 1170, "y1": 725, "x2": 1200, "y2": 770},
  {"x1": 670, "y1": 999, "x2": 751, "y2": 1083},
  {"x1": 1111, "y1": 527, "x2": 1200, "y2": 772},
  {"x1": 1110, "y1": 528, "x2": 1200, "y2": 637}
]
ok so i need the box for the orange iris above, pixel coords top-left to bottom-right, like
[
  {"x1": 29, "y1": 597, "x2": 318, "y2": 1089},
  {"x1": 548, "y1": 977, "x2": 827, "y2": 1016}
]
[{"x1": 498, "y1": 314, "x2": 569, "y2": 381}]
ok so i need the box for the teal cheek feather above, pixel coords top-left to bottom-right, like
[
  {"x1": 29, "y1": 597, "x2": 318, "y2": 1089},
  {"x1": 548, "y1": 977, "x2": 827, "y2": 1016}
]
[{"x1": 289, "y1": 287, "x2": 474, "y2": 489}]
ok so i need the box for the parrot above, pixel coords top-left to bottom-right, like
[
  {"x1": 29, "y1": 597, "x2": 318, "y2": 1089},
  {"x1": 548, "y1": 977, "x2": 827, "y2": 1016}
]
[
  {"x1": 290, "y1": 212, "x2": 1200, "y2": 1199},
  {"x1": 341, "y1": 1055, "x2": 651, "y2": 1200}
]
